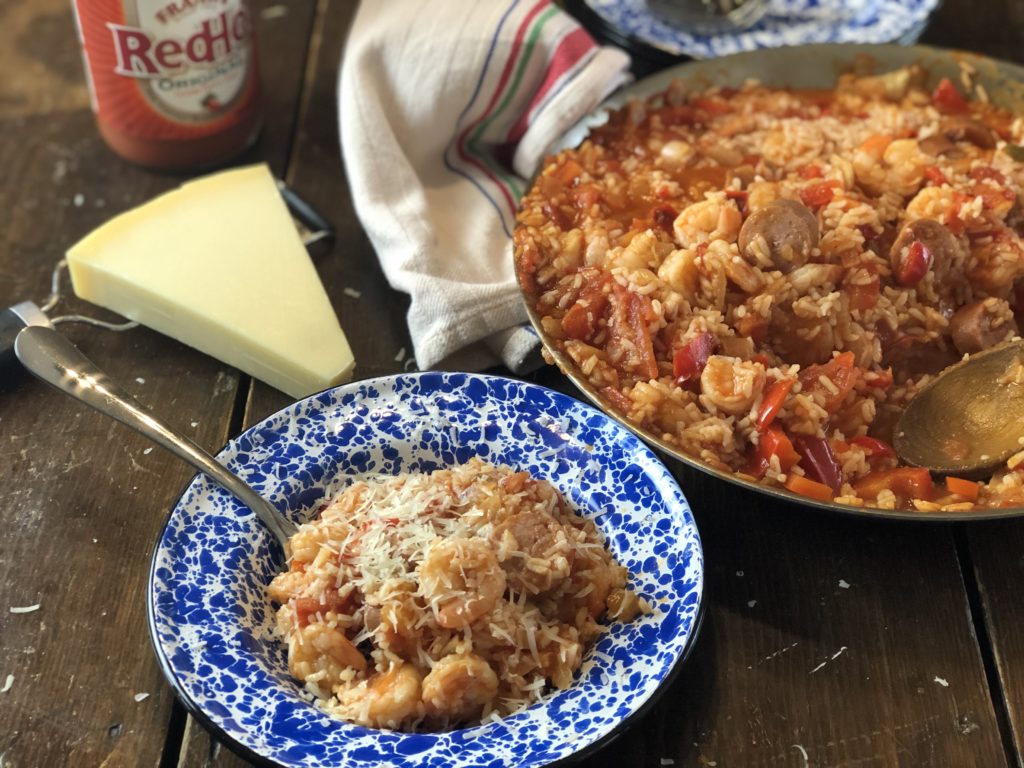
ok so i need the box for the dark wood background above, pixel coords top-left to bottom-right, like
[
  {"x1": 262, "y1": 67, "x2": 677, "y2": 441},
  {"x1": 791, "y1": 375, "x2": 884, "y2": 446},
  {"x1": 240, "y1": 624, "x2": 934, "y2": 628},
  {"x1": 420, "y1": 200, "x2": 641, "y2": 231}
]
[{"x1": 1, "y1": 0, "x2": 1023, "y2": 766}]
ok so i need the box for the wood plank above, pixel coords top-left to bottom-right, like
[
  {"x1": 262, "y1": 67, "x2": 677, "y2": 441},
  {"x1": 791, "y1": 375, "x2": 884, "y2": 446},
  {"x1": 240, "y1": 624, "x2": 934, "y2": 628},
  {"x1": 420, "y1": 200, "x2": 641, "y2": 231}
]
[
  {"x1": 968, "y1": 522, "x2": 1024, "y2": 762},
  {"x1": 0, "y1": 1, "x2": 314, "y2": 767},
  {"x1": 921, "y1": 1, "x2": 1024, "y2": 763}
]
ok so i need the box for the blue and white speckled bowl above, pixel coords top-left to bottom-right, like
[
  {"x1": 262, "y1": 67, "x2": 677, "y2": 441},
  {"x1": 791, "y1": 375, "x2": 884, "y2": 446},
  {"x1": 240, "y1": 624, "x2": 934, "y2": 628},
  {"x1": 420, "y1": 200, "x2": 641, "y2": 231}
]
[
  {"x1": 584, "y1": 0, "x2": 940, "y2": 59},
  {"x1": 147, "y1": 372, "x2": 704, "y2": 768}
]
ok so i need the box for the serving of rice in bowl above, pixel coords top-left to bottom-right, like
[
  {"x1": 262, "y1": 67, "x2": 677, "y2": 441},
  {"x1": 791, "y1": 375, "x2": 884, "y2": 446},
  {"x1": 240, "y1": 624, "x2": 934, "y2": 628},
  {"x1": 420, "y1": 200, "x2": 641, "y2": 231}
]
[
  {"x1": 148, "y1": 372, "x2": 702, "y2": 767},
  {"x1": 515, "y1": 44, "x2": 1024, "y2": 517}
]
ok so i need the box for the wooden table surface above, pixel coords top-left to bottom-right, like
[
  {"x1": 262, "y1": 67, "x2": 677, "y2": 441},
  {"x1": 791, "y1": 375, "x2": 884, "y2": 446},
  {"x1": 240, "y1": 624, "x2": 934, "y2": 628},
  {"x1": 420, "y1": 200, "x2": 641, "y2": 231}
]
[{"x1": 2, "y1": 1, "x2": 1024, "y2": 766}]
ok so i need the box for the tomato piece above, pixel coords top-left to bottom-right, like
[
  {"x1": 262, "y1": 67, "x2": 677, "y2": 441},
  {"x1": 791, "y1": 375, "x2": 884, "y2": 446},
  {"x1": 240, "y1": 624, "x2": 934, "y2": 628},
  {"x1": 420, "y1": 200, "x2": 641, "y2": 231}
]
[
  {"x1": 572, "y1": 184, "x2": 601, "y2": 213},
  {"x1": 725, "y1": 188, "x2": 749, "y2": 215},
  {"x1": 755, "y1": 378, "x2": 794, "y2": 432},
  {"x1": 863, "y1": 368, "x2": 893, "y2": 390},
  {"x1": 853, "y1": 467, "x2": 935, "y2": 503},
  {"x1": 946, "y1": 476, "x2": 980, "y2": 501},
  {"x1": 968, "y1": 166, "x2": 1006, "y2": 184},
  {"x1": 798, "y1": 352, "x2": 858, "y2": 413},
  {"x1": 736, "y1": 313, "x2": 769, "y2": 344},
  {"x1": 843, "y1": 264, "x2": 884, "y2": 313},
  {"x1": 932, "y1": 77, "x2": 968, "y2": 115},
  {"x1": 747, "y1": 425, "x2": 800, "y2": 479},
  {"x1": 691, "y1": 96, "x2": 731, "y2": 115},
  {"x1": 660, "y1": 105, "x2": 699, "y2": 126},
  {"x1": 600, "y1": 386, "x2": 634, "y2": 415},
  {"x1": 849, "y1": 435, "x2": 896, "y2": 460},
  {"x1": 608, "y1": 285, "x2": 659, "y2": 380},
  {"x1": 799, "y1": 180, "x2": 838, "y2": 209},
  {"x1": 792, "y1": 434, "x2": 843, "y2": 492},
  {"x1": 924, "y1": 165, "x2": 948, "y2": 186},
  {"x1": 651, "y1": 203, "x2": 678, "y2": 234},
  {"x1": 895, "y1": 240, "x2": 933, "y2": 286},
  {"x1": 627, "y1": 292, "x2": 659, "y2": 380},
  {"x1": 785, "y1": 474, "x2": 834, "y2": 502},
  {"x1": 673, "y1": 332, "x2": 719, "y2": 383},
  {"x1": 799, "y1": 163, "x2": 823, "y2": 180},
  {"x1": 560, "y1": 272, "x2": 610, "y2": 340},
  {"x1": 555, "y1": 159, "x2": 584, "y2": 186}
]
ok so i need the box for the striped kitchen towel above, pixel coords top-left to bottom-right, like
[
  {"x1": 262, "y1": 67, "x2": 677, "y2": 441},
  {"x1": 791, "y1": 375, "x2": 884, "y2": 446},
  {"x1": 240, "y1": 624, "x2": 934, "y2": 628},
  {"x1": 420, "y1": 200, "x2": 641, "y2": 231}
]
[{"x1": 339, "y1": 0, "x2": 630, "y2": 373}]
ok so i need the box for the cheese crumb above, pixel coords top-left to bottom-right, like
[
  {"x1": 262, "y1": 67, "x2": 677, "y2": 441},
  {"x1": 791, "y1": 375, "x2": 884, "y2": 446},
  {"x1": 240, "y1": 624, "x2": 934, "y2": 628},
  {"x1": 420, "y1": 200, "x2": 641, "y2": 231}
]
[
  {"x1": 143, "y1": 448, "x2": 153, "y2": 455},
  {"x1": 934, "y1": 676, "x2": 949, "y2": 687},
  {"x1": 838, "y1": 579, "x2": 850, "y2": 589},
  {"x1": 1, "y1": 674, "x2": 13, "y2": 693},
  {"x1": 343, "y1": 287, "x2": 362, "y2": 299},
  {"x1": 747, "y1": 600, "x2": 757, "y2": 608},
  {"x1": 261, "y1": 4, "x2": 288, "y2": 19},
  {"x1": 134, "y1": 692, "x2": 150, "y2": 702},
  {"x1": 73, "y1": 193, "x2": 84, "y2": 207},
  {"x1": 135, "y1": 377, "x2": 146, "y2": 384},
  {"x1": 9, "y1": 604, "x2": 40, "y2": 614}
]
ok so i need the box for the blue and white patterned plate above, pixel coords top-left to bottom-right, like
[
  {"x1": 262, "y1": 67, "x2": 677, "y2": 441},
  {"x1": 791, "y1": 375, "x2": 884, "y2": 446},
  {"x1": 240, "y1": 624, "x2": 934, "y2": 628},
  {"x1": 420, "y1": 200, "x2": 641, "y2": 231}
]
[
  {"x1": 585, "y1": 0, "x2": 940, "y2": 59},
  {"x1": 148, "y1": 372, "x2": 703, "y2": 768}
]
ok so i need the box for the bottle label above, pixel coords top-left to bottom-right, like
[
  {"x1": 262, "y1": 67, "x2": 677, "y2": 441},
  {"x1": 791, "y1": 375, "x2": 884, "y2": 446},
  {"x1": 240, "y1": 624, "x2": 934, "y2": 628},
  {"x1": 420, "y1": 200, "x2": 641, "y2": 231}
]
[{"x1": 73, "y1": 0, "x2": 258, "y2": 139}]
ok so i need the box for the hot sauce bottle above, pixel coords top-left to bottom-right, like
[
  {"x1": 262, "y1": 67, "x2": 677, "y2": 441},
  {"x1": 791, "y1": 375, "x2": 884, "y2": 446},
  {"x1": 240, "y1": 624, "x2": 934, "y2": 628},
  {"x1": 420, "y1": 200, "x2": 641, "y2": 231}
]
[{"x1": 71, "y1": 0, "x2": 262, "y2": 170}]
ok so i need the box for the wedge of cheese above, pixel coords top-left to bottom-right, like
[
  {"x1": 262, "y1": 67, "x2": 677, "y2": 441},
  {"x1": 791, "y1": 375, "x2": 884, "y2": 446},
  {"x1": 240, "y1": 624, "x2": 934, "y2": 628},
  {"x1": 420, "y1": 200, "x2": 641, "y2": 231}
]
[{"x1": 66, "y1": 164, "x2": 354, "y2": 399}]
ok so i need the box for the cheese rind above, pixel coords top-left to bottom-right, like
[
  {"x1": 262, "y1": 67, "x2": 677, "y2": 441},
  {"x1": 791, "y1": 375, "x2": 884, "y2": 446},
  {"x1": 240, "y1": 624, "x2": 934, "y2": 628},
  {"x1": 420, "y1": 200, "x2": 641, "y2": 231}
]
[{"x1": 66, "y1": 164, "x2": 354, "y2": 399}]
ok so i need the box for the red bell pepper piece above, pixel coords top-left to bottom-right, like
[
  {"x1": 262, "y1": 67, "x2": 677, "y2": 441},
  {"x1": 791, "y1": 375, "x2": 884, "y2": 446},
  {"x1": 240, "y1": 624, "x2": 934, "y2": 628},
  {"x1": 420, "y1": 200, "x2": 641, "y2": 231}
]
[
  {"x1": 747, "y1": 425, "x2": 800, "y2": 479},
  {"x1": 895, "y1": 240, "x2": 932, "y2": 286},
  {"x1": 798, "y1": 352, "x2": 858, "y2": 413},
  {"x1": 673, "y1": 332, "x2": 718, "y2": 384},
  {"x1": 755, "y1": 378, "x2": 794, "y2": 432},
  {"x1": 849, "y1": 435, "x2": 896, "y2": 460},
  {"x1": 932, "y1": 77, "x2": 968, "y2": 114},
  {"x1": 792, "y1": 434, "x2": 843, "y2": 493},
  {"x1": 853, "y1": 467, "x2": 935, "y2": 502}
]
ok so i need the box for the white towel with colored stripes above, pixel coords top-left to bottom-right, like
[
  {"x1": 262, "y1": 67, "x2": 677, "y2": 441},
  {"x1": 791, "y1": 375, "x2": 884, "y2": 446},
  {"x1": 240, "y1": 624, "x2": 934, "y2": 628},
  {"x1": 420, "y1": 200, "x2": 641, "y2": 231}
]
[{"x1": 339, "y1": 0, "x2": 630, "y2": 372}]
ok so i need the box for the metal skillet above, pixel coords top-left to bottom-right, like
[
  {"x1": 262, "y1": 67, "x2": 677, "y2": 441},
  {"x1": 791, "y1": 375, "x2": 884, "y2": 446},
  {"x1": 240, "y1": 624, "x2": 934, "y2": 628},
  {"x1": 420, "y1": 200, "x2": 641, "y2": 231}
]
[{"x1": 516, "y1": 43, "x2": 1024, "y2": 521}]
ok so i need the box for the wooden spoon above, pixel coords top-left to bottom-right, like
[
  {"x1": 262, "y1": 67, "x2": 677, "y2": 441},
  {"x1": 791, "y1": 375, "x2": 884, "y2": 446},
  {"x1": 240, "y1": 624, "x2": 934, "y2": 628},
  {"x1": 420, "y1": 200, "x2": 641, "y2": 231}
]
[{"x1": 893, "y1": 339, "x2": 1024, "y2": 479}]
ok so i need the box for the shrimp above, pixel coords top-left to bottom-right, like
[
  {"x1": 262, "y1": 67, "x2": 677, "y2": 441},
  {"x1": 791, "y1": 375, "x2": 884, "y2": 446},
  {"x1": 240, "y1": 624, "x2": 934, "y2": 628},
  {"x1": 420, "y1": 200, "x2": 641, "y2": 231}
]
[
  {"x1": 286, "y1": 527, "x2": 321, "y2": 565},
  {"x1": 362, "y1": 664, "x2": 424, "y2": 729},
  {"x1": 267, "y1": 568, "x2": 309, "y2": 604},
  {"x1": 492, "y1": 511, "x2": 573, "y2": 594},
  {"x1": 746, "y1": 181, "x2": 780, "y2": 213},
  {"x1": 658, "y1": 139, "x2": 695, "y2": 167},
  {"x1": 905, "y1": 186, "x2": 956, "y2": 221},
  {"x1": 672, "y1": 198, "x2": 742, "y2": 248},
  {"x1": 373, "y1": 581, "x2": 425, "y2": 660},
  {"x1": 968, "y1": 234, "x2": 1024, "y2": 295},
  {"x1": 288, "y1": 623, "x2": 366, "y2": 687},
  {"x1": 657, "y1": 247, "x2": 701, "y2": 299},
  {"x1": 421, "y1": 653, "x2": 499, "y2": 721},
  {"x1": 418, "y1": 537, "x2": 506, "y2": 629},
  {"x1": 853, "y1": 135, "x2": 930, "y2": 196},
  {"x1": 699, "y1": 356, "x2": 766, "y2": 415}
]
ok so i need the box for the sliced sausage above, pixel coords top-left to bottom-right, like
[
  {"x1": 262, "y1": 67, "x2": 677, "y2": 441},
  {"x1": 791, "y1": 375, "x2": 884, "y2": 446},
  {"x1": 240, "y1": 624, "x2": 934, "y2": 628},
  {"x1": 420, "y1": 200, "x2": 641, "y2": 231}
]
[
  {"x1": 949, "y1": 298, "x2": 1018, "y2": 354},
  {"x1": 738, "y1": 198, "x2": 819, "y2": 273},
  {"x1": 918, "y1": 133, "x2": 959, "y2": 158},
  {"x1": 890, "y1": 218, "x2": 963, "y2": 284},
  {"x1": 940, "y1": 115, "x2": 996, "y2": 149}
]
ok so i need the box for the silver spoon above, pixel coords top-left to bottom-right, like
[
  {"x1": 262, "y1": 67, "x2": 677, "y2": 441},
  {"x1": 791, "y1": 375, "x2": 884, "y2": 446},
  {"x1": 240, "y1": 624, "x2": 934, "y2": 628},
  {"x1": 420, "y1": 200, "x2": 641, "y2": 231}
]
[
  {"x1": 894, "y1": 338, "x2": 1024, "y2": 479},
  {"x1": 14, "y1": 325, "x2": 298, "y2": 555}
]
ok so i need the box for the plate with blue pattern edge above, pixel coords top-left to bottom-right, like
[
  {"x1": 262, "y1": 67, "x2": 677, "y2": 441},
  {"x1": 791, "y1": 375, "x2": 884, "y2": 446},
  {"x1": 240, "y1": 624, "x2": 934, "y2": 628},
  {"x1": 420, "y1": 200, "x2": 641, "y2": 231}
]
[
  {"x1": 147, "y1": 372, "x2": 703, "y2": 768},
  {"x1": 583, "y1": 0, "x2": 939, "y2": 59}
]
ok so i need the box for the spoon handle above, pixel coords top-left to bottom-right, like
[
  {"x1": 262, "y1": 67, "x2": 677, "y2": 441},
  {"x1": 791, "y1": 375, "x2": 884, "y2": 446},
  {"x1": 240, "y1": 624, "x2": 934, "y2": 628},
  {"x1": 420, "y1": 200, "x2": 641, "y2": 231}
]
[{"x1": 14, "y1": 325, "x2": 298, "y2": 553}]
